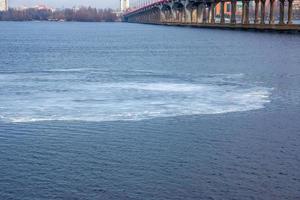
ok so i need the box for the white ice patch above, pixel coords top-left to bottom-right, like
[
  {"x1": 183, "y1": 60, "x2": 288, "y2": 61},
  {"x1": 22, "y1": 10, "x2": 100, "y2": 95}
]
[{"x1": 0, "y1": 72, "x2": 272, "y2": 123}]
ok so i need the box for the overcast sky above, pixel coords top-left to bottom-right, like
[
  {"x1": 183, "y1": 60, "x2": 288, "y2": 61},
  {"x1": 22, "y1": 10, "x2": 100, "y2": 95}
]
[{"x1": 9, "y1": 0, "x2": 119, "y2": 9}]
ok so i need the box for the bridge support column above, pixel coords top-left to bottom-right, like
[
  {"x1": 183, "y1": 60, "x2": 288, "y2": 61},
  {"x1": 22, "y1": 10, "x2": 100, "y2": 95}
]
[
  {"x1": 144, "y1": 13, "x2": 147, "y2": 23},
  {"x1": 220, "y1": 1, "x2": 225, "y2": 24},
  {"x1": 211, "y1": 3, "x2": 216, "y2": 24},
  {"x1": 269, "y1": 0, "x2": 275, "y2": 24},
  {"x1": 254, "y1": 0, "x2": 259, "y2": 24},
  {"x1": 191, "y1": 7, "x2": 197, "y2": 23},
  {"x1": 158, "y1": 9, "x2": 161, "y2": 23},
  {"x1": 279, "y1": 0, "x2": 285, "y2": 24},
  {"x1": 197, "y1": 4, "x2": 204, "y2": 23},
  {"x1": 244, "y1": 0, "x2": 250, "y2": 24},
  {"x1": 185, "y1": 8, "x2": 192, "y2": 23},
  {"x1": 155, "y1": 10, "x2": 159, "y2": 23},
  {"x1": 190, "y1": 7, "x2": 194, "y2": 23},
  {"x1": 176, "y1": 9, "x2": 181, "y2": 23},
  {"x1": 171, "y1": 9, "x2": 177, "y2": 23},
  {"x1": 146, "y1": 11, "x2": 149, "y2": 23},
  {"x1": 207, "y1": 5, "x2": 211, "y2": 23},
  {"x1": 180, "y1": 8, "x2": 186, "y2": 23},
  {"x1": 260, "y1": 0, "x2": 266, "y2": 24},
  {"x1": 167, "y1": 9, "x2": 172, "y2": 23},
  {"x1": 176, "y1": 8, "x2": 181, "y2": 23},
  {"x1": 287, "y1": 0, "x2": 293, "y2": 24},
  {"x1": 149, "y1": 11, "x2": 153, "y2": 23},
  {"x1": 160, "y1": 10, "x2": 166, "y2": 23},
  {"x1": 231, "y1": 0, "x2": 237, "y2": 24},
  {"x1": 203, "y1": 4, "x2": 207, "y2": 23},
  {"x1": 194, "y1": 6, "x2": 199, "y2": 24},
  {"x1": 149, "y1": 11, "x2": 152, "y2": 23},
  {"x1": 175, "y1": 10, "x2": 179, "y2": 23},
  {"x1": 242, "y1": 1, "x2": 245, "y2": 24},
  {"x1": 149, "y1": 12, "x2": 152, "y2": 23},
  {"x1": 147, "y1": 11, "x2": 150, "y2": 23}
]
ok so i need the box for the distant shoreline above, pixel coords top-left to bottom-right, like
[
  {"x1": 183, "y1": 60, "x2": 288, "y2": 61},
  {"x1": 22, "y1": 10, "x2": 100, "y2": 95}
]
[
  {"x1": 0, "y1": 20, "x2": 120, "y2": 22},
  {"x1": 0, "y1": 7, "x2": 120, "y2": 22}
]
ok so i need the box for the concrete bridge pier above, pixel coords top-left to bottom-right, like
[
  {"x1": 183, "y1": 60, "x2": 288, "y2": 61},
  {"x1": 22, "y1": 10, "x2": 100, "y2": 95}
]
[
  {"x1": 159, "y1": 4, "x2": 172, "y2": 23},
  {"x1": 150, "y1": 9, "x2": 159, "y2": 23},
  {"x1": 211, "y1": 3, "x2": 216, "y2": 24},
  {"x1": 287, "y1": 0, "x2": 294, "y2": 24},
  {"x1": 202, "y1": 3, "x2": 207, "y2": 23},
  {"x1": 174, "y1": 9, "x2": 180, "y2": 22},
  {"x1": 160, "y1": 10, "x2": 167, "y2": 23},
  {"x1": 230, "y1": 0, "x2": 237, "y2": 24},
  {"x1": 146, "y1": 12, "x2": 150, "y2": 23},
  {"x1": 185, "y1": 9, "x2": 192, "y2": 23},
  {"x1": 167, "y1": 9, "x2": 173, "y2": 22},
  {"x1": 171, "y1": 9, "x2": 177, "y2": 22},
  {"x1": 181, "y1": 8, "x2": 185, "y2": 23},
  {"x1": 242, "y1": 0, "x2": 250, "y2": 24},
  {"x1": 197, "y1": 3, "x2": 204, "y2": 23},
  {"x1": 254, "y1": 0, "x2": 259, "y2": 24},
  {"x1": 241, "y1": 1, "x2": 245, "y2": 24},
  {"x1": 279, "y1": 0, "x2": 285, "y2": 24},
  {"x1": 172, "y1": 2, "x2": 185, "y2": 23},
  {"x1": 184, "y1": 2, "x2": 193, "y2": 23},
  {"x1": 220, "y1": 1, "x2": 225, "y2": 24},
  {"x1": 190, "y1": 5, "x2": 198, "y2": 23},
  {"x1": 145, "y1": 11, "x2": 149, "y2": 23},
  {"x1": 205, "y1": 3, "x2": 215, "y2": 24},
  {"x1": 261, "y1": 0, "x2": 266, "y2": 24},
  {"x1": 207, "y1": 4, "x2": 211, "y2": 23},
  {"x1": 245, "y1": 0, "x2": 250, "y2": 24},
  {"x1": 167, "y1": 2, "x2": 176, "y2": 23},
  {"x1": 269, "y1": 0, "x2": 275, "y2": 24}
]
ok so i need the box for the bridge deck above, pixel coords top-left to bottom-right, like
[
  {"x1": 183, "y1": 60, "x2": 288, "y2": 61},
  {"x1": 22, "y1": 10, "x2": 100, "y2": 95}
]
[
  {"x1": 160, "y1": 23, "x2": 300, "y2": 33},
  {"x1": 126, "y1": 22, "x2": 300, "y2": 33}
]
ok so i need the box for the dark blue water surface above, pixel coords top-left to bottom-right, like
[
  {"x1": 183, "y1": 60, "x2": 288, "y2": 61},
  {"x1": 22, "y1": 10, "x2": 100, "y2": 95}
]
[{"x1": 0, "y1": 22, "x2": 300, "y2": 199}]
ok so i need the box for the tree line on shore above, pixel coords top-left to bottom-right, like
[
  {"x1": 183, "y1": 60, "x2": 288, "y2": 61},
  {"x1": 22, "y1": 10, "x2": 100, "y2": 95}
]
[{"x1": 0, "y1": 7, "x2": 119, "y2": 22}]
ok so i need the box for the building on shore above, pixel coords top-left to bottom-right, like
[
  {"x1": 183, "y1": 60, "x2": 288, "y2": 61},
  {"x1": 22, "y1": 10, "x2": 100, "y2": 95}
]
[
  {"x1": 120, "y1": 0, "x2": 130, "y2": 12},
  {"x1": 215, "y1": 2, "x2": 231, "y2": 17},
  {"x1": 215, "y1": 1, "x2": 255, "y2": 17},
  {"x1": 0, "y1": 0, "x2": 8, "y2": 11},
  {"x1": 215, "y1": 0, "x2": 300, "y2": 19}
]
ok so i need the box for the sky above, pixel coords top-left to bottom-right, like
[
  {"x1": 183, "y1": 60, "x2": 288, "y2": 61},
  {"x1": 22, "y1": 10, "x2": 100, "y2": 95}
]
[{"x1": 9, "y1": 0, "x2": 120, "y2": 9}]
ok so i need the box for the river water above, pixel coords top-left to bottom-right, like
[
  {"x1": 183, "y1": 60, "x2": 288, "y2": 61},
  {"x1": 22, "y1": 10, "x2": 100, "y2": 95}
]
[{"x1": 0, "y1": 22, "x2": 299, "y2": 199}]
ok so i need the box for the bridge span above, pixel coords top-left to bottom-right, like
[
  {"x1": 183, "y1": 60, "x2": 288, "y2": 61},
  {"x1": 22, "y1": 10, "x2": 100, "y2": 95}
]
[{"x1": 123, "y1": 0, "x2": 300, "y2": 32}]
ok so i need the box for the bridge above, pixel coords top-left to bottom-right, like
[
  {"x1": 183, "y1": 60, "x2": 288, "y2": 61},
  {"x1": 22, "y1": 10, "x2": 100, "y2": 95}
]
[{"x1": 123, "y1": 0, "x2": 300, "y2": 32}]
